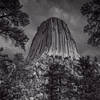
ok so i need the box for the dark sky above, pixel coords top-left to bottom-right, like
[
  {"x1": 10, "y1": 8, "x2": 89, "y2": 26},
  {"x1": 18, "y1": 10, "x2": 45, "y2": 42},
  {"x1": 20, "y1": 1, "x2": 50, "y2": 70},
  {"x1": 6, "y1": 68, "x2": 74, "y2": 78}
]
[{"x1": 0, "y1": 0, "x2": 100, "y2": 58}]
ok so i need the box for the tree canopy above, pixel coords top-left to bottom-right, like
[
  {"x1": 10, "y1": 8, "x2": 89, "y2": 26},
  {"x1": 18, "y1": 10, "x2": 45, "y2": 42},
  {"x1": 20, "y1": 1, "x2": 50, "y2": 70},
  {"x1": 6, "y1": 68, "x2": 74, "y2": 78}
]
[
  {"x1": 81, "y1": 0, "x2": 100, "y2": 47},
  {"x1": 0, "y1": 0, "x2": 29, "y2": 50},
  {"x1": 72, "y1": 56, "x2": 100, "y2": 100}
]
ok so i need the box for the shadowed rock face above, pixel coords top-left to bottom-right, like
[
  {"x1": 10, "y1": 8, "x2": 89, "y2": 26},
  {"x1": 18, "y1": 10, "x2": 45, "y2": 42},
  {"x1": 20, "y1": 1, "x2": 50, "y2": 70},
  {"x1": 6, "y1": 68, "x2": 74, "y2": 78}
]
[{"x1": 26, "y1": 17, "x2": 79, "y2": 63}]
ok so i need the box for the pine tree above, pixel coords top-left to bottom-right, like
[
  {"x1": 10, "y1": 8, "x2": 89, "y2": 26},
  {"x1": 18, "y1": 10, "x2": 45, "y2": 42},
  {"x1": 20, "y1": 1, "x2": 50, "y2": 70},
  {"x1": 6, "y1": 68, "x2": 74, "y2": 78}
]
[
  {"x1": 81, "y1": 0, "x2": 100, "y2": 46},
  {"x1": 0, "y1": 0, "x2": 29, "y2": 50},
  {"x1": 43, "y1": 56, "x2": 77, "y2": 100},
  {"x1": 73, "y1": 56, "x2": 100, "y2": 100}
]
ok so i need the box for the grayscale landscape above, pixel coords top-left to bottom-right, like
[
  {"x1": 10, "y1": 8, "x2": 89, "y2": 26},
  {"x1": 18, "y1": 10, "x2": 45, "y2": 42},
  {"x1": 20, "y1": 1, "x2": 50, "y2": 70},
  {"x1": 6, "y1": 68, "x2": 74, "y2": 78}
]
[{"x1": 0, "y1": 0, "x2": 100, "y2": 100}]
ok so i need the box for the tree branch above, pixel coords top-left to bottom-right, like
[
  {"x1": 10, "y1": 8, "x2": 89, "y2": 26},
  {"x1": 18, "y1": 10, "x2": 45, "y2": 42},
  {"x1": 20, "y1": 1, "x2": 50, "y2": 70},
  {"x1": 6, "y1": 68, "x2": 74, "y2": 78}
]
[
  {"x1": 0, "y1": 13, "x2": 11, "y2": 19},
  {"x1": 0, "y1": 5, "x2": 23, "y2": 19}
]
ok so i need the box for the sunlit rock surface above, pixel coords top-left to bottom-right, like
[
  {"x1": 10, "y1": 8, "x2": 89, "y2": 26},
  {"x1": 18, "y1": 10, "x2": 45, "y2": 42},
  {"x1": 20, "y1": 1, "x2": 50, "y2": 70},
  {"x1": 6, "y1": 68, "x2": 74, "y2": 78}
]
[{"x1": 26, "y1": 17, "x2": 79, "y2": 63}]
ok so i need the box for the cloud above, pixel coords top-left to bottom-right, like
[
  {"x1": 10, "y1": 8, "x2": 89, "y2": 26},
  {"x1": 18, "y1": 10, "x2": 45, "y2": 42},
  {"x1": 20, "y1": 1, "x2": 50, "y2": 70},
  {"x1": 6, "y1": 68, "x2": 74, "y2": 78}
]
[
  {"x1": 49, "y1": 7, "x2": 69, "y2": 20},
  {"x1": 46, "y1": 0, "x2": 86, "y2": 13},
  {"x1": 20, "y1": 0, "x2": 28, "y2": 5}
]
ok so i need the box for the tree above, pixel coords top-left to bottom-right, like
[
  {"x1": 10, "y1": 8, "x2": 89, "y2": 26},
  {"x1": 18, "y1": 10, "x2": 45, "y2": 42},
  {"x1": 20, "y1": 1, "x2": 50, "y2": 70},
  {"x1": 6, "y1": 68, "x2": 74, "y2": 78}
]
[
  {"x1": 0, "y1": 1, "x2": 30, "y2": 99},
  {"x1": 13, "y1": 53, "x2": 24, "y2": 64},
  {"x1": 44, "y1": 62, "x2": 75, "y2": 100},
  {"x1": 0, "y1": 0, "x2": 29, "y2": 50},
  {"x1": 81, "y1": 0, "x2": 100, "y2": 46},
  {"x1": 73, "y1": 56, "x2": 100, "y2": 100},
  {"x1": 24, "y1": 53, "x2": 100, "y2": 100},
  {"x1": 0, "y1": 52, "x2": 21, "y2": 100},
  {"x1": 0, "y1": 1, "x2": 30, "y2": 98},
  {"x1": 0, "y1": 52, "x2": 33, "y2": 100},
  {"x1": 31, "y1": 55, "x2": 78, "y2": 100}
]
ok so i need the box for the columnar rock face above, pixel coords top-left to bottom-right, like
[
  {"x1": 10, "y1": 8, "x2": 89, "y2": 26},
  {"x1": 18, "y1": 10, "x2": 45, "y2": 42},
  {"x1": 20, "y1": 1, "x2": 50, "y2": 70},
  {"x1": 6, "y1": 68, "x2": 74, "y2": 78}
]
[{"x1": 26, "y1": 17, "x2": 79, "y2": 63}]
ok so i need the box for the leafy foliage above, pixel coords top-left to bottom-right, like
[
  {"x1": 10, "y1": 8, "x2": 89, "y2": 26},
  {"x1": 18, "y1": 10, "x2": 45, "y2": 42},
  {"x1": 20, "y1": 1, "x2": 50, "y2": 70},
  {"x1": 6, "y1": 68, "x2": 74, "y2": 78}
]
[
  {"x1": 0, "y1": 51, "x2": 100, "y2": 100},
  {"x1": 27, "y1": 55, "x2": 78, "y2": 100},
  {"x1": 73, "y1": 56, "x2": 100, "y2": 100},
  {"x1": 0, "y1": 53, "x2": 20, "y2": 100},
  {"x1": 0, "y1": 0, "x2": 29, "y2": 50},
  {"x1": 44, "y1": 62, "x2": 75, "y2": 100},
  {"x1": 25, "y1": 55, "x2": 100, "y2": 100},
  {"x1": 81, "y1": 0, "x2": 100, "y2": 46},
  {"x1": 0, "y1": 52, "x2": 33, "y2": 100}
]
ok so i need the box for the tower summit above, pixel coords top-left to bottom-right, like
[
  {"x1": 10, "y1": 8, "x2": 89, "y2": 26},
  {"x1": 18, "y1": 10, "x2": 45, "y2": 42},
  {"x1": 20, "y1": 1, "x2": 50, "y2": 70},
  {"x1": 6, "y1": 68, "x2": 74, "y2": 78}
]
[{"x1": 26, "y1": 17, "x2": 79, "y2": 63}]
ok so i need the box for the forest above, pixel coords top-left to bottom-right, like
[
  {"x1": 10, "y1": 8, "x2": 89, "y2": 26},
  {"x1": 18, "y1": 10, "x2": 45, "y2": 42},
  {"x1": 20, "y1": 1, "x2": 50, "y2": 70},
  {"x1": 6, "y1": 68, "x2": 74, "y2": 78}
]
[{"x1": 0, "y1": 0, "x2": 100, "y2": 100}]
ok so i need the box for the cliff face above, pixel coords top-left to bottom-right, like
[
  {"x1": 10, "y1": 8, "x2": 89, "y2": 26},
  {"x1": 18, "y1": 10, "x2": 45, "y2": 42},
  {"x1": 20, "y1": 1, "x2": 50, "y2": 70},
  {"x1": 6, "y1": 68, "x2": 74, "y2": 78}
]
[{"x1": 26, "y1": 17, "x2": 79, "y2": 63}]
